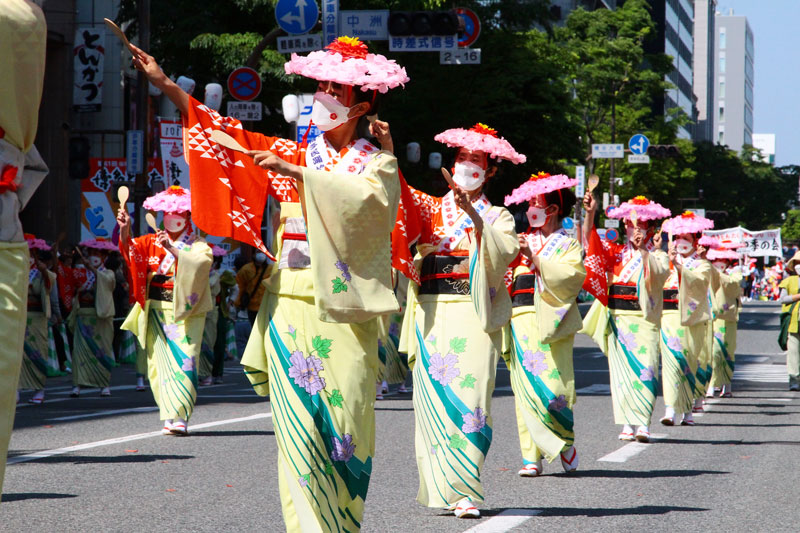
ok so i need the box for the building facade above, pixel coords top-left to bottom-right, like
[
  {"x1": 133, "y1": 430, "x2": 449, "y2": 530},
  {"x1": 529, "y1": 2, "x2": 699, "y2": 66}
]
[
  {"x1": 713, "y1": 13, "x2": 754, "y2": 153},
  {"x1": 752, "y1": 133, "x2": 775, "y2": 164},
  {"x1": 692, "y1": 0, "x2": 716, "y2": 142}
]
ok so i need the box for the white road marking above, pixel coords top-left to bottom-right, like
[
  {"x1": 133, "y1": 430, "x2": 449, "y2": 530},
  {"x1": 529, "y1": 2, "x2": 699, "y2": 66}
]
[
  {"x1": 7, "y1": 412, "x2": 272, "y2": 465},
  {"x1": 598, "y1": 433, "x2": 667, "y2": 463},
  {"x1": 576, "y1": 384, "x2": 611, "y2": 395},
  {"x1": 733, "y1": 363, "x2": 788, "y2": 383},
  {"x1": 461, "y1": 509, "x2": 542, "y2": 533},
  {"x1": 47, "y1": 407, "x2": 159, "y2": 422}
]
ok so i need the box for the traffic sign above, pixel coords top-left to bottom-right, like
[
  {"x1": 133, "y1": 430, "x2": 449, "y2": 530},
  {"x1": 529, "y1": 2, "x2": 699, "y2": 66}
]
[
  {"x1": 628, "y1": 133, "x2": 650, "y2": 155},
  {"x1": 227, "y1": 67, "x2": 262, "y2": 102},
  {"x1": 322, "y1": 0, "x2": 339, "y2": 45},
  {"x1": 628, "y1": 154, "x2": 650, "y2": 164},
  {"x1": 227, "y1": 101, "x2": 263, "y2": 121},
  {"x1": 277, "y1": 33, "x2": 322, "y2": 54},
  {"x1": 605, "y1": 228, "x2": 619, "y2": 241},
  {"x1": 456, "y1": 7, "x2": 480, "y2": 48},
  {"x1": 339, "y1": 10, "x2": 389, "y2": 40},
  {"x1": 389, "y1": 35, "x2": 458, "y2": 52},
  {"x1": 575, "y1": 165, "x2": 585, "y2": 198},
  {"x1": 126, "y1": 130, "x2": 144, "y2": 175},
  {"x1": 562, "y1": 217, "x2": 575, "y2": 230},
  {"x1": 440, "y1": 48, "x2": 480, "y2": 65},
  {"x1": 592, "y1": 144, "x2": 624, "y2": 159},
  {"x1": 604, "y1": 218, "x2": 620, "y2": 229},
  {"x1": 275, "y1": 0, "x2": 319, "y2": 35}
]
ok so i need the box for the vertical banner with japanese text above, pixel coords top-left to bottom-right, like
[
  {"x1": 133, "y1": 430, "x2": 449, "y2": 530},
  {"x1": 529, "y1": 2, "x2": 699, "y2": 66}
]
[{"x1": 73, "y1": 27, "x2": 105, "y2": 112}]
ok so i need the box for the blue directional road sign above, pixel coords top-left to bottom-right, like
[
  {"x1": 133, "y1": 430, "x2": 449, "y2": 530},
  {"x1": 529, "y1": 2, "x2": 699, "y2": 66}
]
[
  {"x1": 628, "y1": 133, "x2": 650, "y2": 155},
  {"x1": 275, "y1": 0, "x2": 319, "y2": 36}
]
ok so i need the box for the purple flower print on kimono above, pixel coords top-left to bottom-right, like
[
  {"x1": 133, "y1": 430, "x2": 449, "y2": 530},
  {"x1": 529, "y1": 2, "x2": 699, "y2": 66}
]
[
  {"x1": 555, "y1": 308, "x2": 568, "y2": 320},
  {"x1": 618, "y1": 330, "x2": 638, "y2": 352},
  {"x1": 335, "y1": 260, "x2": 352, "y2": 282},
  {"x1": 523, "y1": 350, "x2": 548, "y2": 376},
  {"x1": 288, "y1": 350, "x2": 326, "y2": 395},
  {"x1": 461, "y1": 407, "x2": 486, "y2": 433},
  {"x1": 714, "y1": 331, "x2": 724, "y2": 341},
  {"x1": 181, "y1": 357, "x2": 195, "y2": 372},
  {"x1": 428, "y1": 352, "x2": 461, "y2": 386},
  {"x1": 687, "y1": 300, "x2": 698, "y2": 313},
  {"x1": 667, "y1": 336, "x2": 683, "y2": 354},
  {"x1": 164, "y1": 324, "x2": 182, "y2": 342},
  {"x1": 639, "y1": 365, "x2": 655, "y2": 382},
  {"x1": 187, "y1": 292, "x2": 199, "y2": 306},
  {"x1": 331, "y1": 434, "x2": 356, "y2": 462},
  {"x1": 548, "y1": 395, "x2": 568, "y2": 412}
]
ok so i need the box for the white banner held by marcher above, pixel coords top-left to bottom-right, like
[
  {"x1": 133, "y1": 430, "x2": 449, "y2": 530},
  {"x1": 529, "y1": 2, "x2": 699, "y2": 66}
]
[{"x1": 705, "y1": 226, "x2": 782, "y2": 258}]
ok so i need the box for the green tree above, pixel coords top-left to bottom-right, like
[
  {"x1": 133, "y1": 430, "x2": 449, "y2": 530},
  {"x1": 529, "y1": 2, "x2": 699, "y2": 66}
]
[{"x1": 781, "y1": 210, "x2": 800, "y2": 243}]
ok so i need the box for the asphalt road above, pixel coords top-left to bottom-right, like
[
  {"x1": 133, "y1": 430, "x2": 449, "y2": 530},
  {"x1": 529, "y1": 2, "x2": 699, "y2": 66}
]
[{"x1": 4, "y1": 301, "x2": 799, "y2": 532}]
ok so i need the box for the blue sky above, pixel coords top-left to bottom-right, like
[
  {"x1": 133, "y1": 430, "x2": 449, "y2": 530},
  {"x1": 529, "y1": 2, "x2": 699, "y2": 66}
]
[{"x1": 717, "y1": 1, "x2": 798, "y2": 166}]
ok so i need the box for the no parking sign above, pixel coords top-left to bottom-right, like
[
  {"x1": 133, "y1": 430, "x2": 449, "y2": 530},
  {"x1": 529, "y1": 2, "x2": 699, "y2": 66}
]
[
  {"x1": 227, "y1": 67, "x2": 262, "y2": 102},
  {"x1": 456, "y1": 8, "x2": 480, "y2": 48}
]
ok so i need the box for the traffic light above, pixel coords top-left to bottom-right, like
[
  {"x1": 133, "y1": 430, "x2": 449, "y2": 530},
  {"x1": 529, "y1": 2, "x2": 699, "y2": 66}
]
[
  {"x1": 647, "y1": 144, "x2": 680, "y2": 158},
  {"x1": 388, "y1": 10, "x2": 459, "y2": 36},
  {"x1": 68, "y1": 136, "x2": 91, "y2": 180}
]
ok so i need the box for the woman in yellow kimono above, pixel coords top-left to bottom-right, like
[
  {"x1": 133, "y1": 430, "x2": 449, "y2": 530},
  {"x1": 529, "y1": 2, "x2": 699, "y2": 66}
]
[
  {"x1": 659, "y1": 212, "x2": 714, "y2": 426},
  {"x1": 400, "y1": 123, "x2": 523, "y2": 518},
  {"x1": 581, "y1": 195, "x2": 671, "y2": 443},
  {"x1": 69, "y1": 239, "x2": 117, "y2": 397},
  {"x1": 130, "y1": 37, "x2": 407, "y2": 531},
  {"x1": 18, "y1": 235, "x2": 55, "y2": 404},
  {"x1": 707, "y1": 247, "x2": 742, "y2": 397},
  {"x1": 503, "y1": 172, "x2": 585, "y2": 476},
  {"x1": 779, "y1": 251, "x2": 800, "y2": 391},
  {"x1": 199, "y1": 247, "x2": 226, "y2": 386},
  {"x1": 117, "y1": 186, "x2": 213, "y2": 435}
]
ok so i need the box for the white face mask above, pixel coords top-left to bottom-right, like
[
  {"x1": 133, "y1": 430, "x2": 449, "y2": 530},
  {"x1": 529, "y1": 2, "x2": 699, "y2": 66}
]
[
  {"x1": 526, "y1": 205, "x2": 549, "y2": 228},
  {"x1": 254, "y1": 252, "x2": 267, "y2": 264},
  {"x1": 311, "y1": 91, "x2": 353, "y2": 132},
  {"x1": 795, "y1": 266, "x2": 800, "y2": 276},
  {"x1": 452, "y1": 161, "x2": 486, "y2": 191},
  {"x1": 164, "y1": 214, "x2": 187, "y2": 233},
  {"x1": 675, "y1": 238, "x2": 693, "y2": 255},
  {"x1": 89, "y1": 256, "x2": 102, "y2": 268},
  {"x1": 712, "y1": 261, "x2": 727, "y2": 271}
]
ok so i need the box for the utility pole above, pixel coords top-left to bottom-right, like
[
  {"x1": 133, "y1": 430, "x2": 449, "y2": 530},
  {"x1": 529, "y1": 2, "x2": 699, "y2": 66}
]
[
  {"x1": 608, "y1": 94, "x2": 616, "y2": 203},
  {"x1": 133, "y1": 0, "x2": 151, "y2": 236}
]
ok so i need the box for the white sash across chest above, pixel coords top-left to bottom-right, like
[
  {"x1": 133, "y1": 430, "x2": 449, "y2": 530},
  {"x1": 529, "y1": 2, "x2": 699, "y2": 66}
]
[
  {"x1": 277, "y1": 137, "x2": 378, "y2": 271},
  {"x1": 435, "y1": 192, "x2": 498, "y2": 252},
  {"x1": 616, "y1": 241, "x2": 656, "y2": 284},
  {"x1": 156, "y1": 230, "x2": 196, "y2": 276}
]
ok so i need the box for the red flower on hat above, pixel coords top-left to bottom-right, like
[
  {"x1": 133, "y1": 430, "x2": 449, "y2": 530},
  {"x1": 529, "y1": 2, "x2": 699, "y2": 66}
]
[
  {"x1": 469, "y1": 123, "x2": 498, "y2": 137},
  {"x1": 529, "y1": 171, "x2": 551, "y2": 181},
  {"x1": 680, "y1": 210, "x2": 696, "y2": 218},
  {"x1": 327, "y1": 36, "x2": 369, "y2": 60},
  {"x1": 167, "y1": 185, "x2": 186, "y2": 196},
  {"x1": 24, "y1": 233, "x2": 36, "y2": 241},
  {"x1": 630, "y1": 195, "x2": 650, "y2": 205}
]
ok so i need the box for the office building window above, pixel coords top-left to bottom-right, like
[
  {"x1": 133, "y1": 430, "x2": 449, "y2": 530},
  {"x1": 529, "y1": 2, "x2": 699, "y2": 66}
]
[
  {"x1": 718, "y1": 128, "x2": 725, "y2": 144},
  {"x1": 718, "y1": 106, "x2": 724, "y2": 122},
  {"x1": 719, "y1": 28, "x2": 726, "y2": 49},
  {"x1": 719, "y1": 80, "x2": 726, "y2": 99},
  {"x1": 719, "y1": 56, "x2": 726, "y2": 74}
]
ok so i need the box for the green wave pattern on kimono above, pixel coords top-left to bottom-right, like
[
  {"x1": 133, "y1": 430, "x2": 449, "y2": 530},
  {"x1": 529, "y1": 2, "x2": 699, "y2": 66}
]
[
  {"x1": 660, "y1": 313, "x2": 701, "y2": 413},
  {"x1": 412, "y1": 325, "x2": 493, "y2": 506},
  {"x1": 71, "y1": 309, "x2": 115, "y2": 388},
  {"x1": 146, "y1": 305, "x2": 201, "y2": 421},
  {"x1": 264, "y1": 298, "x2": 377, "y2": 533},
  {"x1": 710, "y1": 319, "x2": 737, "y2": 387},
  {"x1": 508, "y1": 324, "x2": 574, "y2": 462},
  {"x1": 19, "y1": 312, "x2": 49, "y2": 389},
  {"x1": 606, "y1": 313, "x2": 660, "y2": 427}
]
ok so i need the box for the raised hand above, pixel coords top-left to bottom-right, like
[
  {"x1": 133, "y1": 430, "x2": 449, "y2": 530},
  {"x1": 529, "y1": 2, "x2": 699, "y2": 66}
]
[
  {"x1": 583, "y1": 192, "x2": 597, "y2": 215},
  {"x1": 369, "y1": 119, "x2": 393, "y2": 154},
  {"x1": 631, "y1": 227, "x2": 645, "y2": 250},
  {"x1": 652, "y1": 231, "x2": 663, "y2": 249},
  {"x1": 155, "y1": 230, "x2": 176, "y2": 256},
  {"x1": 247, "y1": 150, "x2": 303, "y2": 180}
]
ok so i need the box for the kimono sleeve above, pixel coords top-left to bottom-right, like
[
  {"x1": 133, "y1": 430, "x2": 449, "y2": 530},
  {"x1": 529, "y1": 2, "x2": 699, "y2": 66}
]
[
  {"x1": 679, "y1": 260, "x2": 712, "y2": 326},
  {"x1": 95, "y1": 268, "x2": 116, "y2": 319},
  {"x1": 468, "y1": 207, "x2": 519, "y2": 332},
  {"x1": 173, "y1": 239, "x2": 213, "y2": 322},
  {"x1": 640, "y1": 250, "x2": 670, "y2": 324},
  {"x1": 536, "y1": 238, "x2": 586, "y2": 343},
  {"x1": 302, "y1": 150, "x2": 400, "y2": 323}
]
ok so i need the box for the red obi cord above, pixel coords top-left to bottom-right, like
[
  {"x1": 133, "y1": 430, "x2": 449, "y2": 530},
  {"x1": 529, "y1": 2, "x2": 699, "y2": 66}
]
[{"x1": 282, "y1": 232, "x2": 307, "y2": 242}]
